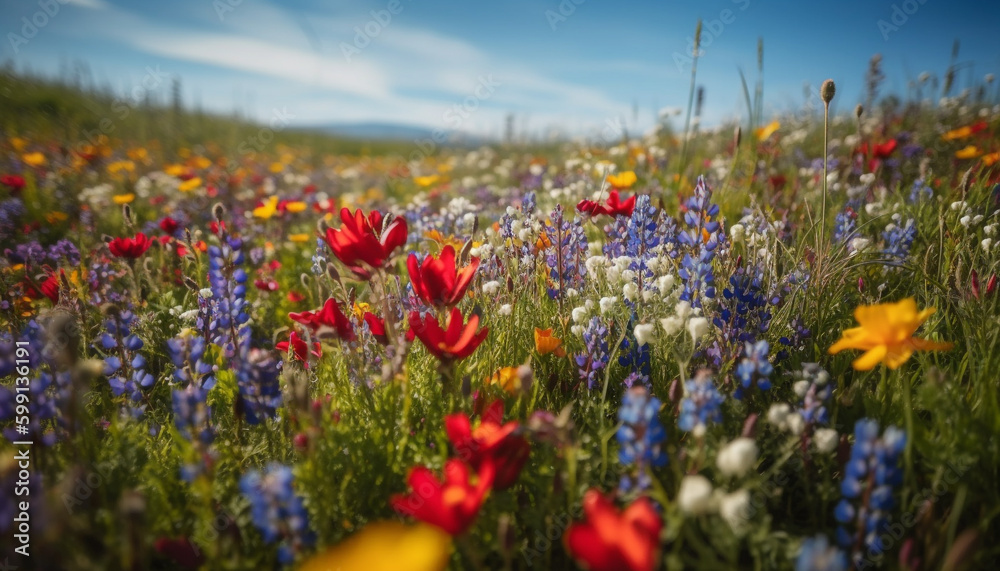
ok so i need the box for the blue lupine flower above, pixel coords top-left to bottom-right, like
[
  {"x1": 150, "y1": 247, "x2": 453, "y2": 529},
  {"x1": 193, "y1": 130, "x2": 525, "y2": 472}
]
[
  {"x1": 796, "y1": 535, "x2": 848, "y2": 571},
  {"x1": 678, "y1": 252, "x2": 717, "y2": 309},
  {"x1": 793, "y1": 363, "x2": 832, "y2": 426},
  {"x1": 166, "y1": 334, "x2": 216, "y2": 390},
  {"x1": 172, "y1": 385, "x2": 213, "y2": 445},
  {"x1": 576, "y1": 316, "x2": 610, "y2": 389},
  {"x1": 776, "y1": 317, "x2": 811, "y2": 362},
  {"x1": 207, "y1": 235, "x2": 251, "y2": 359},
  {"x1": 237, "y1": 349, "x2": 283, "y2": 425},
  {"x1": 240, "y1": 463, "x2": 316, "y2": 564},
  {"x1": 834, "y1": 420, "x2": 906, "y2": 567},
  {"x1": 617, "y1": 387, "x2": 667, "y2": 494},
  {"x1": 882, "y1": 217, "x2": 916, "y2": 266},
  {"x1": 678, "y1": 370, "x2": 725, "y2": 435},
  {"x1": 618, "y1": 313, "x2": 651, "y2": 386},
  {"x1": 735, "y1": 340, "x2": 773, "y2": 399},
  {"x1": 310, "y1": 237, "x2": 327, "y2": 275},
  {"x1": 604, "y1": 194, "x2": 678, "y2": 291},
  {"x1": 0, "y1": 320, "x2": 73, "y2": 445},
  {"x1": 543, "y1": 204, "x2": 588, "y2": 299},
  {"x1": 713, "y1": 264, "x2": 775, "y2": 364},
  {"x1": 832, "y1": 197, "x2": 862, "y2": 245},
  {"x1": 908, "y1": 179, "x2": 933, "y2": 203},
  {"x1": 678, "y1": 176, "x2": 721, "y2": 253},
  {"x1": 101, "y1": 309, "x2": 154, "y2": 410},
  {"x1": 0, "y1": 198, "x2": 26, "y2": 240}
]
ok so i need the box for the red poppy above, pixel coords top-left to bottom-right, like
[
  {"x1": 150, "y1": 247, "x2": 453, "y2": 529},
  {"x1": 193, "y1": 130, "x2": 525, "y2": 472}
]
[
  {"x1": 1, "y1": 174, "x2": 25, "y2": 193},
  {"x1": 565, "y1": 490, "x2": 662, "y2": 571},
  {"x1": 210, "y1": 221, "x2": 226, "y2": 236},
  {"x1": 409, "y1": 307, "x2": 488, "y2": 362},
  {"x1": 407, "y1": 245, "x2": 479, "y2": 310},
  {"x1": 254, "y1": 279, "x2": 279, "y2": 292},
  {"x1": 390, "y1": 459, "x2": 495, "y2": 536},
  {"x1": 108, "y1": 233, "x2": 153, "y2": 259},
  {"x1": 577, "y1": 190, "x2": 636, "y2": 218},
  {"x1": 363, "y1": 311, "x2": 414, "y2": 345},
  {"x1": 289, "y1": 298, "x2": 355, "y2": 342},
  {"x1": 160, "y1": 216, "x2": 180, "y2": 235},
  {"x1": 445, "y1": 400, "x2": 529, "y2": 490},
  {"x1": 287, "y1": 290, "x2": 305, "y2": 303},
  {"x1": 323, "y1": 208, "x2": 408, "y2": 280},
  {"x1": 39, "y1": 272, "x2": 60, "y2": 303},
  {"x1": 276, "y1": 331, "x2": 322, "y2": 367}
]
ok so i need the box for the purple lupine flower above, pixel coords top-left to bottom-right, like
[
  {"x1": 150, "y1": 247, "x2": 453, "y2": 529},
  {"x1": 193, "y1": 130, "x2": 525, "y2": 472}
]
[
  {"x1": 101, "y1": 308, "x2": 154, "y2": 413},
  {"x1": 543, "y1": 204, "x2": 588, "y2": 299},
  {"x1": 576, "y1": 316, "x2": 610, "y2": 389},
  {"x1": 617, "y1": 387, "x2": 667, "y2": 494},
  {"x1": 735, "y1": 340, "x2": 773, "y2": 399},
  {"x1": 240, "y1": 463, "x2": 316, "y2": 564},
  {"x1": 793, "y1": 363, "x2": 832, "y2": 426},
  {"x1": 678, "y1": 369, "x2": 725, "y2": 436},
  {"x1": 796, "y1": 535, "x2": 848, "y2": 571},
  {"x1": 881, "y1": 217, "x2": 916, "y2": 266},
  {"x1": 834, "y1": 420, "x2": 906, "y2": 568}
]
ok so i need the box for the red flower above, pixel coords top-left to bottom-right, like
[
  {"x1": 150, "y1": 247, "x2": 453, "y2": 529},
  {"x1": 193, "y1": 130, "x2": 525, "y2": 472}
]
[
  {"x1": 287, "y1": 290, "x2": 305, "y2": 303},
  {"x1": 1, "y1": 174, "x2": 26, "y2": 193},
  {"x1": 391, "y1": 459, "x2": 494, "y2": 536},
  {"x1": 407, "y1": 245, "x2": 479, "y2": 310},
  {"x1": 445, "y1": 400, "x2": 529, "y2": 490},
  {"x1": 160, "y1": 216, "x2": 180, "y2": 235},
  {"x1": 39, "y1": 272, "x2": 60, "y2": 303},
  {"x1": 577, "y1": 190, "x2": 636, "y2": 218},
  {"x1": 108, "y1": 233, "x2": 153, "y2": 259},
  {"x1": 323, "y1": 207, "x2": 408, "y2": 280},
  {"x1": 873, "y1": 139, "x2": 897, "y2": 159},
  {"x1": 565, "y1": 490, "x2": 662, "y2": 571},
  {"x1": 289, "y1": 298, "x2": 355, "y2": 342},
  {"x1": 210, "y1": 221, "x2": 226, "y2": 236},
  {"x1": 409, "y1": 307, "x2": 488, "y2": 362},
  {"x1": 254, "y1": 279, "x2": 279, "y2": 292},
  {"x1": 364, "y1": 311, "x2": 414, "y2": 345},
  {"x1": 276, "y1": 331, "x2": 322, "y2": 368}
]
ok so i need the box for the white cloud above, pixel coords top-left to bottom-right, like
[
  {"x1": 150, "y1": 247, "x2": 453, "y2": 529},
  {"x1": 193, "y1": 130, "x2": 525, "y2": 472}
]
[{"x1": 66, "y1": 0, "x2": 110, "y2": 10}]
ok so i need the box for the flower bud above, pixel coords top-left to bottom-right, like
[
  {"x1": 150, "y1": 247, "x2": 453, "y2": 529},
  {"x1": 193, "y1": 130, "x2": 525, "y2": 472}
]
[{"x1": 821, "y1": 79, "x2": 836, "y2": 104}]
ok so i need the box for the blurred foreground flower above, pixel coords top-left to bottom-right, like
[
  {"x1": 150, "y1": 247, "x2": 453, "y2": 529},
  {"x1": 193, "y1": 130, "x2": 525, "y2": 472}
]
[
  {"x1": 828, "y1": 298, "x2": 952, "y2": 370},
  {"x1": 565, "y1": 490, "x2": 661, "y2": 571},
  {"x1": 445, "y1": 399, "x2": 529, "y2": 489},
  {"x1": 299, "y1": 521, "x2": 451, "y2": 571}
]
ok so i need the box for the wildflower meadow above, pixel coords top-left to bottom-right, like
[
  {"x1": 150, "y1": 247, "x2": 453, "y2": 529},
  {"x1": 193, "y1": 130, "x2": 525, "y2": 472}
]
[{"x1": 2, "y1": 16, "x2": 1000, "y2": 571}]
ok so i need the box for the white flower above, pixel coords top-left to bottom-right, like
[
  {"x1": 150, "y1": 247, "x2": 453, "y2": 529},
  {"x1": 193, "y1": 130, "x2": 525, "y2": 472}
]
[
  {"x1": 813, "y1": 428, "x2": 839, "y2": 454},
  {"x1": 785, "y1": 413, "x2": 805, "y2": 436},
  {"x1": 793, "y1": 380, "x2": 810, "y2": 398},
  {"x1": 849, "y1": 237, "x2": 871, "y2": 255},
  {"x1": 571, "y1": 325, "x2": 583, "y2": 336},
  {"x1": 730, "y1": 223, "x2": 745, "y2": 244},
  {"x1": 199, "y1": 288, "x2": 213, "y2": 299},
  {"x1": 623, "y1": 282, "x2": 639, "y2": 302},
  {"x1": 656, "y1": 274, "x2": 675, "y2": 295},
  {"x1": 661, "y1": 316, "x2": 684, "y2": 336},
  {"x1": 960, "y1": 215, "x2": 972, "y2": 228},
  {"x1": 675, "y1": 300, "x2": 692, "y2": 321},
  {"x1": 599, "y1": 296, "x2": 617, "y2": 314},
  {"x1": 688, "y1": 317, "x2": 709, "y2": 342},
  {"x1": 621, "y1": 269, "x2": 637, "y2": 283},
  {"x1": 716, "y1": 438, "x2": 759, "y2": 477},
  {"x1": 677, "y1": 475, "x2": 714, "y2": 515},
  {"x1": 565, "y1": 288, "x2": 580, "y2": 299},
  {"x1": 859, "y1": 173, "x2": 876, "y2": 185},
  {"x1": 179, "y1": 309, "x2": 199, "y2": 321},
  {"x1": 718, "y1": 489, "x2": 751, "y2": 534},
  {"x1": 767, "y1": 403, "x2": 791, "y2": 428},
  {"x1": 634, "y1": 323, "x2": 656, "y2": 347},
  {"x1": 482, "y1": 280, "x2": 501, "y2": 295},
  {"x1": 984, "y1": 224, "x2": 997, "y2": 236},
  {"x1": 499, "y1": 304, "x2": 513, "y2": 316},
  {"x1": 982, "y1": 238, "x2": 993, "y2": 252},
  {"x1": 571, "y1": 306, "x2": 588, "y2": 324}
]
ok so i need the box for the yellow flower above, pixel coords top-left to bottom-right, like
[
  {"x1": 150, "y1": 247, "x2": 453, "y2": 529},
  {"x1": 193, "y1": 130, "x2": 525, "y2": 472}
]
[
  {"x1": 488, "y1": 366, "x2": 523, "y2": 395},
  {"x1": 45, "y1": 212, "x2": 68, "y2": 224},
  {"x1": 284, "y1": 201, "x2": 307, "y2": 213},
  {"x1": 11, "y1": 137, "x2": 27, "y2": 152},
  {"x1": 288, "y1": 233, "x2": 310, "y2": 243},
  {"x1": 269, "y1": 162, "x2": 285, "y2": 173},
  {"x1": 982, "y1": 151, "x2": 1000, "y2": 166},
  {"x1": 107, "y1": 160, "x2": 136, "y2": 175},
  {"x1": 253, "y1": 196, "x2": 279, "y2": 219},
  {"x1": 178, "y1": 177, "x2": 203, "y2": 193},
  {"x1": 299, "y1": 521, "x2": 451, "y2": 571},
  {"x1": 353, "y1": 302, "x2": 371, "y2": 321},
  {"x1": 22, "y1": 152, "x2": 46, "y2": 167},
  {"x1": 606, "y1": 170, "x2": 637, "y2": 189},
  {"x1": 828, "y1": 298, "x2": 953, "y2": 370},
  {"x1": 534, "y1": 328, "x2": 567, "y2": 357},
  {"x1": 127, "y1": 148, "x2": 149, "y2": 162},
  {"x1": 954, "y1": 145, "x2": 982, "y2": 160},
  {"x1": 165, "y1": 164, "x2": 187, "y2": 177},
  {"x1": 755, "y1": 120, "x2": 780, "y2": 141},
  {"x1": 414, "y1": 174, "x2": 440, "y2": 187},
  {"x1": 112, "y1": 193, "x2": 135, "y2": 205},
  {"x1": 942, "y1": 125, "x2": 973, "y2": 141},
  {"x1": 192, "y1": 156, "x2": 212, "y2": 170}
]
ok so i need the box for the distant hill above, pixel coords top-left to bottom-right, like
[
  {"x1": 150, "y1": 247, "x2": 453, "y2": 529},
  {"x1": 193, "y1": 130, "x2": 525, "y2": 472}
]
[{"x1": 314, "y1": 121, "x2": 437, "y2": 141}]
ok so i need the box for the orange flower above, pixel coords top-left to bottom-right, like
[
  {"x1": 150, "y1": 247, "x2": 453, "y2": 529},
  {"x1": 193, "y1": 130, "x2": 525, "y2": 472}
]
[
  {"x1": 606, "y1": 170, "x2": 637, "y2": 189},
  {"x1": 828, "y1": 298, "x2": 953, "y2": 370},
  {"x1": 981, "y1": 151, "x2": 1000, "y2": 166},
  {"x1": 178, "y1": 177, "x2": 203, "y2": 192},
  {"x1": 22, "y1": 152, "x2": 46, "y2": 167},
  {"x1": 534, "y1": 328, "x2": 566, "y2": 357},
  {"x1": 565, "y1": 490, "x2": 662, "y2": 571},
  {"x1": 754, "y1": 120, "x2": 780, "y2": 141}
]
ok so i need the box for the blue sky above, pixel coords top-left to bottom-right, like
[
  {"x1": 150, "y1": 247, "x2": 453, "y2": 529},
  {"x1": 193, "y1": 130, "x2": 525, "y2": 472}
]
[{"x1": 3, "y1": 0, "x2": 999, "y2": 138}]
